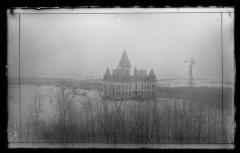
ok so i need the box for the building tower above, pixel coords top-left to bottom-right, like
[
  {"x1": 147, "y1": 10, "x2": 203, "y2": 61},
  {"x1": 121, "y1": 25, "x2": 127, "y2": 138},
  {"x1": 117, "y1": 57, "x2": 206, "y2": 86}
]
[
  {"x1": 118, "y1": 50, "x2": 131, "y2": 76},
  {"x1": 103, "y1": 51, "x2": 157, "y2": 100}
]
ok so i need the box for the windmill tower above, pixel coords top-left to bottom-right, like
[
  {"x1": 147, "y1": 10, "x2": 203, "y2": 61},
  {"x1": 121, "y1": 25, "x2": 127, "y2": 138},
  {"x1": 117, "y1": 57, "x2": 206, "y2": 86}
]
[{"x1": 184, "y1": 58, "x2": 195, "y2": 86}]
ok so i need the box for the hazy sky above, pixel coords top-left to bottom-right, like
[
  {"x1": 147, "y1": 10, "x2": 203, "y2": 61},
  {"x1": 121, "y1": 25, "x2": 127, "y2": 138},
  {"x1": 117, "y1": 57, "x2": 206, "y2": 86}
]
[{"x1": 8, "y1": 9, "x2": 234, "y2": 81}]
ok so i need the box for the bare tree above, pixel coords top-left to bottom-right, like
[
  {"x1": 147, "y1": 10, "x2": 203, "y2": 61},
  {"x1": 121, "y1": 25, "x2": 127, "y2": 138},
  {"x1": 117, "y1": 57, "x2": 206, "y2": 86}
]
[
  {"x1": 56, "y1": 81, "x2": 78, "y2": 142},
  {"x1": 112, "y1": 97, "x2": 124, "y2": 142},
  {"x1": 113, "y1": 96, "x2": 123, "y2": 113},
  {"x1": 34, "y1": 94, "x2": 42, "y2": 141},
  {"x1": 26, "y1": 104, "x2": 35, "y2": 142},
  {"x1": 97, "y1": 89, "x2": 112, "y2": 142}
]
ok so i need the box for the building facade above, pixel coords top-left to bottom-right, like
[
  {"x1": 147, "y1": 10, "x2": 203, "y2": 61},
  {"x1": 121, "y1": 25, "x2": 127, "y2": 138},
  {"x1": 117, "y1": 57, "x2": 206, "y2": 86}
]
[{"x1": 103, "y1": 51, "x2": 157, "y2": 100}]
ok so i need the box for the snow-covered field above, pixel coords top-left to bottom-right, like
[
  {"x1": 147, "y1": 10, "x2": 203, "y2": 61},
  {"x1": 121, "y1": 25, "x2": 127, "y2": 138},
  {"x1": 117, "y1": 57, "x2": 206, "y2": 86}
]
[
  {"x1": 8, "y1": 84, "x2": 234, "y2": 144},
  {"x1": 157, "y1": 79, "x2": 234, "y2": 88}
]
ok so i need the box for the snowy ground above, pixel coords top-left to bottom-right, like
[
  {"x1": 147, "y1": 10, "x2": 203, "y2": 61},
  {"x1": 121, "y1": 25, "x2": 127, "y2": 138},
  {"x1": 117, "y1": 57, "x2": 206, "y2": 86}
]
[
  {"x1": 8, "y1": 84, "x2": 234, "y2": 145},
  {"x1": 157, "y1": 79, "x2": 234, "y2": 88}
]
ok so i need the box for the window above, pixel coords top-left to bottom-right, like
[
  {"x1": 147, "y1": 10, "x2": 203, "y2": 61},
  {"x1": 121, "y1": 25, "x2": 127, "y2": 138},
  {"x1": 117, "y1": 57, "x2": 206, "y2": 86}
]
[
  {"x1": 129, "y1": 91, "x2": 131, "y2": 96},
  {"x1": 129, "y1": 84, "x2": 131, "y2": 89},
  {"x1": 135, "y1": 84, "x2": 137, "y2": 89}
]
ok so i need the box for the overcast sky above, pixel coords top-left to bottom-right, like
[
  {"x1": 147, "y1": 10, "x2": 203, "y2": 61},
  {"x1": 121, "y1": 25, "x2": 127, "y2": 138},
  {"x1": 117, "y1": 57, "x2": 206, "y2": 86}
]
[{"x1": 8, "y1": 9, "x2": 234, "y2": 81}]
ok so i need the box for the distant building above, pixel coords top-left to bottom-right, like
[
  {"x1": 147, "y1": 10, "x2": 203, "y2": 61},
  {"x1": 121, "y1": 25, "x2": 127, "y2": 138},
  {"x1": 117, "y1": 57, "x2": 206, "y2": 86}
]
[{"x1": 103, "y1": 51, "x2": 157, "y2": 100}]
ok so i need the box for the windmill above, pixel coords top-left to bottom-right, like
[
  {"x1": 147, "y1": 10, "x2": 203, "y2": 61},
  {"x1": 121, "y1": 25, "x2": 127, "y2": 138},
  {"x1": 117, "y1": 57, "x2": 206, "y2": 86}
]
[{"x1": 184, "y1": 58, "x2": 195, "y2": 86}]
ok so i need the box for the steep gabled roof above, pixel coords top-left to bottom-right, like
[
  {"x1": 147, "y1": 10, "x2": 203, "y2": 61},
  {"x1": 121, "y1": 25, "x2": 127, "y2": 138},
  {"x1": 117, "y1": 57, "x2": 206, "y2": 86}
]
[
  {"x1": 118, "y1": 51, "x2": 131, "y2": 68},
  {"x1": 103, "y1": 68, "x2": 111, "y2": 80},
  {"x1": 148, "y1": 69, "x2": 157, "y2": 81}
]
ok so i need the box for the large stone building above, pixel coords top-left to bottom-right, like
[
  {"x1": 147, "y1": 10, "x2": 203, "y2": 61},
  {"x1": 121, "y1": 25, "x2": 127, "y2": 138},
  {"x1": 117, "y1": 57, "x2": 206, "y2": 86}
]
[{"x1": 103, "y1": 51, "x2": 157, "y2": 100}]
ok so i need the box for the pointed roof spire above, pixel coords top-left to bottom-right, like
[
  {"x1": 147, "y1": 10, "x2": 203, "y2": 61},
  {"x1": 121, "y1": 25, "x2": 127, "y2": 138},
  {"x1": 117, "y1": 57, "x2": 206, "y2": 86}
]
[
  {"x1": 148, "y1": 69, "x2": 157, "y2": 81},
  {"x1": 118, "y1": 50, "x2": 131, "y2": 69},
  {"x1": 103, "y1": 68, "x2": 111, "y2": 80}
]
